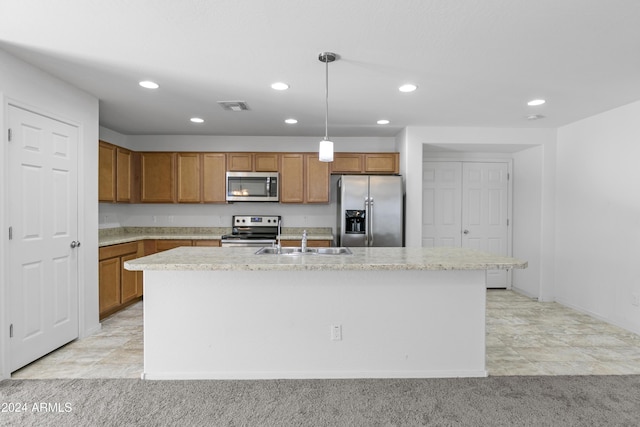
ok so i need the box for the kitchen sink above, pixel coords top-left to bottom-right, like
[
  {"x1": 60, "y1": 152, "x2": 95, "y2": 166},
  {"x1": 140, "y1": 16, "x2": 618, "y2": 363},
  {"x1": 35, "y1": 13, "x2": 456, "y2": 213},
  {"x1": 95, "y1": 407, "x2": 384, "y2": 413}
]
[
  {"x1": 254, "y1": 246, "x2": 352, "y2": 255},
  {"x1": 311, "y1": 247, "x2": 353, "y2": 255},
  {"x1": 255, "y1": 247, "x2": 306, "y2": 255}
]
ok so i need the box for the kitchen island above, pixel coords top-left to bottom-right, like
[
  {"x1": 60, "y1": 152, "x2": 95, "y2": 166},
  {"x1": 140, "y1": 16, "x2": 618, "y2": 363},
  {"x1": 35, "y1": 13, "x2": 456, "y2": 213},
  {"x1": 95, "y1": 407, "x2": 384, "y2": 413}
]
[{"x1": 125, "y1": 246, "x2": 526, "y2": 380}]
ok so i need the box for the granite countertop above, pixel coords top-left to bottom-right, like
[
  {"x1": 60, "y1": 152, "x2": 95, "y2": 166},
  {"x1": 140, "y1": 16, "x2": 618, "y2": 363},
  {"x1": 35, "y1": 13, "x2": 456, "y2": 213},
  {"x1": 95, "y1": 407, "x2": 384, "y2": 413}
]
[
  {"x1": 124, "y1": 246, "x2": 527, "y2": 272},
  {"x1": 99, "y1": 227, "x2": 334, "y2": 247}
]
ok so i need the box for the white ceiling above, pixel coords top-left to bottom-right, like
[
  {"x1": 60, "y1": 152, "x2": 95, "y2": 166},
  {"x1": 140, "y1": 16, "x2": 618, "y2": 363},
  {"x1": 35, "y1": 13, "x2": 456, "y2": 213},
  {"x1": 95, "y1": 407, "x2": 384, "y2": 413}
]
[{"x1": 1, "y1": 0, "x2": 640, "y2": 138}]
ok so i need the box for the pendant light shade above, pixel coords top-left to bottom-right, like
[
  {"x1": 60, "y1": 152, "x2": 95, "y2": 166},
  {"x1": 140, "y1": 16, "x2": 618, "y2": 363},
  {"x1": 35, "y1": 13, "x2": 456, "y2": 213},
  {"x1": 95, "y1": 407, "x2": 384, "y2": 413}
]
[
  {"x1": 318, "y1": 52, "x2": 337, "y2": 162},
  {"x1": 319, "y1": 138, "x2": 334, "y2": 162}
]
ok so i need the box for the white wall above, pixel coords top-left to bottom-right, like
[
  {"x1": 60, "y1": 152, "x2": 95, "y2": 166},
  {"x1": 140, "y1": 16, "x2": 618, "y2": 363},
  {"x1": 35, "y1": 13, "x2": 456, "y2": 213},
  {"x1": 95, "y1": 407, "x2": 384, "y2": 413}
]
[
  {"x1": 511, "y1": 146, "x2": 543, "y2": 298},
  {"x1": 98, "y1": 132, "x2": 397, "y2": 230},
  {"x1": 1, "y1": 49, "x2": 100, "y2": 378},
  {"x1": 556, "y1": 100, "x2": 640, "y2": 334}
]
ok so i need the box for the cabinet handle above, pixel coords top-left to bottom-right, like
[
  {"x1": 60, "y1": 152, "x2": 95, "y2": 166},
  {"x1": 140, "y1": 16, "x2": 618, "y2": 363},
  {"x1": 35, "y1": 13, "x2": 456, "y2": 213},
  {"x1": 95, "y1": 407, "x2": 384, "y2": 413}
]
[{"x1": 70, "y1": 240, "x2": 81, "y2": 248}]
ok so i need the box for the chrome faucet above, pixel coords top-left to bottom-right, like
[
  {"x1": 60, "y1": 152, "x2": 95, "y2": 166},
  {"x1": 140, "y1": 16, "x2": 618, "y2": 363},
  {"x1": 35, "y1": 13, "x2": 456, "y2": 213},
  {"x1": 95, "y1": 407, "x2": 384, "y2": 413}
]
[{"x1": 301, "y1": 229, "x2": 308, "y2": 252}]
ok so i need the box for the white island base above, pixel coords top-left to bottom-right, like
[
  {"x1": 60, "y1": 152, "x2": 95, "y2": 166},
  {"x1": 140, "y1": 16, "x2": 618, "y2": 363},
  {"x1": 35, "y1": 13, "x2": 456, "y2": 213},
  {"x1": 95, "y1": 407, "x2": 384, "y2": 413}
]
[{"x1": 142, "y1": 268, "x2": 487, "y2": 380}]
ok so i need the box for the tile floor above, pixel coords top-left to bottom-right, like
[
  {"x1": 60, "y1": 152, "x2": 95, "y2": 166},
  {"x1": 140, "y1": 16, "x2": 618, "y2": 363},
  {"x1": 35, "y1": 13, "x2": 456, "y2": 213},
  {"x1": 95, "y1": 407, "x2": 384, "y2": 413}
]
[
  {"x1": 11, "y1": 290, "x2": 640, "y2": 379},
  {"x1": 486, "y1": 290, "x2": 640, "y2": 375},
  {"x1": 12, "y1": 301, "x2": 144, "y2": 379}
]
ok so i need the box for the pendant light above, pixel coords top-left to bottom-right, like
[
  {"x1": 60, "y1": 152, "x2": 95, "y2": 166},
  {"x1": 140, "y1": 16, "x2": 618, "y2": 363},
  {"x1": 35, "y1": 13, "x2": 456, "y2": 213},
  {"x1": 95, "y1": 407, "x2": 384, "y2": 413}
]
[{"x1": 318, "y1": 52, "x2": 337, "y2": 162}]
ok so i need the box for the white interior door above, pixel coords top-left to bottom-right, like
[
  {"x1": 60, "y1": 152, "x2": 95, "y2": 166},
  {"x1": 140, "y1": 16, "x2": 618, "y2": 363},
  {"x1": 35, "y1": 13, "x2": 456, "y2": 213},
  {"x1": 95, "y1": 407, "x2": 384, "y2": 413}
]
[
  {"x1": 8, "y1": 105, "x2": 79, "y2": 372},
  {"x1": 422, "y1": 162, "x2": 462, "y2": 247},
  {"x1": 422, "y1": 161, "x2": 510, "y2": 288},
  {"x1": 462, "y1": 162, "x2": 510, "y2": 287}
]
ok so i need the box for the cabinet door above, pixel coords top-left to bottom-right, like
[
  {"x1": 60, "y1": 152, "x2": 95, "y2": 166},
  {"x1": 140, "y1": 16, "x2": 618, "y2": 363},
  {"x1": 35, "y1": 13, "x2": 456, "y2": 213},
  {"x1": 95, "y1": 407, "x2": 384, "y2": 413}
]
[
  {"x1": 227, "y1": 153, "x2": 253, "y2": 171},
  {"x1": 255, "y1": 153, "x2": 279, "y2": 171},
  {"x1": 364, "y1": 153, "x2": 398, "y2": 174},
  {"x1": 280, "y1": 154, "x2": 304, "y2": 203},
  {"x1": 202, "y1": 153, "x2": 226, "y2": 203},
  {"x1": 305, "y1": 154, "x2": 330, "y2": 203},
  {"x1": 140, "y1": 152, "x2": 176, "y2": 203},
  {"x1": 331, "y1": 153, "x2": 363, "y2": 174},
  {"x1": 98, "y1": 141, "x2": 117, "y2": 202},
  {"x1": 177, "y1": 153, "x2": 201, "y2": 203},
  {"x1": 116, "y1": 147, "x2": 132, "y2": 202},
  {"x1": 99, "y1": 257, "x2": 121, "y2": 316},
  {"x1": 120, "y1": 252, "x2": 140, "y2": 304}
]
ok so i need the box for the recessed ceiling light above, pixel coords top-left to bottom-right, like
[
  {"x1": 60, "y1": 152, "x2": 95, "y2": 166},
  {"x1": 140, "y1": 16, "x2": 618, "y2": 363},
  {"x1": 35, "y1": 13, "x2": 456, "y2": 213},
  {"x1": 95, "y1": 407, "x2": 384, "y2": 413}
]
[
  {"x1": 377, "y1": 119, "x2": 390, "y2": 125},
  {"x1": 139, "y1": 80, "x2": 159, "y2": 89},
  {"x1": 399, "y1": 84, "x2": 417, "y2": 93},
  {"x1": 285, "y1": 118, "x2": 298, "y2": 124},
  {"x1": 526, "y1": 114, "x2": 545, "y2": 121},
  {"x1": 527, "y1": 99, "x2": 546, "y2": 106},
  {"x1": 271, "y1": 82, "x2": 289, "y2": 90},
  {"x1": 190, "y1": 117, "x2": 204, "y2": 123}
]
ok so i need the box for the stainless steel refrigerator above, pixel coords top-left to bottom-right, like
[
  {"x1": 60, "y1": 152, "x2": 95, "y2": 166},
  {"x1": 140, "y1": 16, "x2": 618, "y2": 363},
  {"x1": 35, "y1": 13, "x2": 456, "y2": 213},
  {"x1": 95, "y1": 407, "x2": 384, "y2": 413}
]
[{"x1": 337, "y1": 175, "x2": 404, "y2": 247}]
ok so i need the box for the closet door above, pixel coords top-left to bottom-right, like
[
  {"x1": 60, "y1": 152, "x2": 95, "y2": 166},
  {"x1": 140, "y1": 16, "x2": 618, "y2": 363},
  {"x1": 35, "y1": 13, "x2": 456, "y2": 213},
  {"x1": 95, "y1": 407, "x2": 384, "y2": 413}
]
[
  {"x1": 462, "y1": 162, "x2": 509, "y2": 287},
  {"x1": 422, "y1": 162, "x2": 462, "y2": 248}
]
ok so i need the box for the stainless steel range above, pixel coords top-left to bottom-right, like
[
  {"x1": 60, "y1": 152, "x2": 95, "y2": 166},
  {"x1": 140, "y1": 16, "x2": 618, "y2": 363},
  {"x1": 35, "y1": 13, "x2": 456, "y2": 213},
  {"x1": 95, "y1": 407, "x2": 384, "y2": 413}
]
[{"x1": 220, "y1": 215, "x2": 281, "y2": 247}]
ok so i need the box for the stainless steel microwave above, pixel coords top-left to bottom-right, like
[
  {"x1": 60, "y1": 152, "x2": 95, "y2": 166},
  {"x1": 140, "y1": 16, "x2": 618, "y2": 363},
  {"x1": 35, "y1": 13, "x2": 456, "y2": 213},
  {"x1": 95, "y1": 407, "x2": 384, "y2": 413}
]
[{"x1": 226, "y1": 172, "x2": 279, "y2": 202}]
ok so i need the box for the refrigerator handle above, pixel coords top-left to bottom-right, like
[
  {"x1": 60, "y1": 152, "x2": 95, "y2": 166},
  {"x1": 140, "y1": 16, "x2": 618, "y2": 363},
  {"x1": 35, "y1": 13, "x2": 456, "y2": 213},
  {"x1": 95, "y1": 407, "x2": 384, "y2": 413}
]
[
  {"x1": 369, "y1": 197, "x2": 374, "y2": 246},
  {"x1": 364, "y1": 197, "x2": 369, "y2": 246}
]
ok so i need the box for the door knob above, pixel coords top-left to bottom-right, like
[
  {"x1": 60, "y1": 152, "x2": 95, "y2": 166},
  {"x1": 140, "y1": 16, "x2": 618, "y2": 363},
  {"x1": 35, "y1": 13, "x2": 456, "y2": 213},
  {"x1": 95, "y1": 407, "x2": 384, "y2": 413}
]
[
  {"x1": 463, "y1": 230, "x2": 469, "y2": 234},
  {"x1": 70, "y1": 240, "x2": 81, "y2": 248}
]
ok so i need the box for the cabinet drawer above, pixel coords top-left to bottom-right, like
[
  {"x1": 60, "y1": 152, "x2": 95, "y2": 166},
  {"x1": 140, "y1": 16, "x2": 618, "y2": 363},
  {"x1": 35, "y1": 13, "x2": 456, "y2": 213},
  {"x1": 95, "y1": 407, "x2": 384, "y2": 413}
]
[{"x1": 99, "y1": 242, "x2": 139, "y2": 260}]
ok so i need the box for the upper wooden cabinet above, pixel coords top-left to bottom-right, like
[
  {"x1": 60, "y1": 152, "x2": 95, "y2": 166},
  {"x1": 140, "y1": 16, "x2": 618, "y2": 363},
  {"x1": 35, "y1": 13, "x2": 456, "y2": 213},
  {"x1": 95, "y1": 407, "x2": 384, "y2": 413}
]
[
  {"x1": 331, "y1": 152, "x2": 399, "y2": 174},
  {"x1": 99, "y1": 141, "x2": 117, "y2": 202},
  {"x1": 116, "y1": 147, "x2": 133, "y2": 202},
  {"x1": 280, "y1": 154, "x2": 304, "y2": 203},
  {"x1": 227, "y1": 152, "x2": 279, "y2": 172},
  {"x1": 177, "y1": 152, "x2": 227, "y2": 203},
  {"x1": 227, "y1": 153, "x2": 253, "y2": 171},
  {"x1": 202, "y1": 153, "x2": 226, "y2": 203},
  {"x1": 140, "y1": 152, "x2": 176, "y2": 203},
  {"x1": 254, "y1": 153, "x2": 279, "y2": 171},
  {"x1": 280, "y1": 153, "x2": 330, "y2": 204},
  {"x1": 99, "y1": 140, "x2": 133, "y2": 202},
  {"x1": 305, "y1": 154, "x2": 330, "y2": 203},
  {"x1": 177, "y1": 153, "x2": 201, "y2": 203},
  {"x1": 364, "y1": 153, "x2": 399, "y2": 174},
  {"x1": 99, "y1": 140, "x2": 396, "y2": 205}
]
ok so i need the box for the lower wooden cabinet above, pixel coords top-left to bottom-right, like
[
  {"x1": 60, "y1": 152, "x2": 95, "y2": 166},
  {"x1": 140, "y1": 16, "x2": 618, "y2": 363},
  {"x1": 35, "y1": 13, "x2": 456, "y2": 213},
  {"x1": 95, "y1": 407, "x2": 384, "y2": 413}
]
[
  {"x1": 193, "y1": 239, "x2": 221, "y2": 247},
  {"x1": 145, "y1": 239, "x2": 220, "y2": 254},
  {"x1": 99, "y1": 241, "x2": 143, "y2": 320},
  {"x1": 154, "y1": 239, "x2": 193, "y2": 252}
]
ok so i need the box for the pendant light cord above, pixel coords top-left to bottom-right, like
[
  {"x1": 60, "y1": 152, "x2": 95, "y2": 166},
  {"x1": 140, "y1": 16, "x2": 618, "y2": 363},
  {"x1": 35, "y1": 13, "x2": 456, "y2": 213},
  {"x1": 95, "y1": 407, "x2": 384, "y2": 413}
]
[{"x1": 324, "y1": 57, "x2": 329, "y2": 141}]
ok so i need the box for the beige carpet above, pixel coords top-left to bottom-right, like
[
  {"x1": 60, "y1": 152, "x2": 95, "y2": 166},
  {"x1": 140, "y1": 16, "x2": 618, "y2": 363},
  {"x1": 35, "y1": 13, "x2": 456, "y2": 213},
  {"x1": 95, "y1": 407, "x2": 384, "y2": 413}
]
[{"x1": 2, "y1": 376, "x2": 640, "y2": 426}]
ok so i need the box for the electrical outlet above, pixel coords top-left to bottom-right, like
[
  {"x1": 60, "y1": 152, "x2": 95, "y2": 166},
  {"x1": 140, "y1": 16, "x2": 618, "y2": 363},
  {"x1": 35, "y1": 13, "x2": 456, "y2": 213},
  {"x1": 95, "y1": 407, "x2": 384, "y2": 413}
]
[
  {"x1": 152, "y1": 215, "x2": 158, "y2": 223},
  {"x1": 331, "y1": 325, "x2": 342, "y2": 341},
  {"x1": 632, "y1": 293, "x2": 640, "y2": 307},
  {"x1": 168, "y1": 216, "x2": 174, "y2": 223}
]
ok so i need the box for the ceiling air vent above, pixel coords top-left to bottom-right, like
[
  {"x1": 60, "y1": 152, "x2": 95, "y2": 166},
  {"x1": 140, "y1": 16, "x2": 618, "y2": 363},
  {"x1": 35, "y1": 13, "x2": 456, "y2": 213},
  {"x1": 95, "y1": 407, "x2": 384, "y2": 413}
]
[{"x1": 218, "y1": 101, "x2": 250, "y2": 111}]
